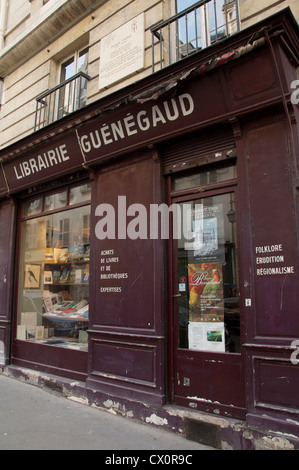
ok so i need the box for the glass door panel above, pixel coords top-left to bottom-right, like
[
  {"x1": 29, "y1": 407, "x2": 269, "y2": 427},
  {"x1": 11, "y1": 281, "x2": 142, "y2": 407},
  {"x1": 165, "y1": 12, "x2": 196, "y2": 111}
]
[{"x1": 176, "y1": 192, "x2": 240, "y2": 354}]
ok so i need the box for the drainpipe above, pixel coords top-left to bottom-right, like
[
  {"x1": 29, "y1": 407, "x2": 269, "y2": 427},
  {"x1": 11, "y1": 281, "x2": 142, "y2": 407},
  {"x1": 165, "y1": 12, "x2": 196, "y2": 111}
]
[{"x1": 0, "y1": 0, "x2": 8, "y2": 51}]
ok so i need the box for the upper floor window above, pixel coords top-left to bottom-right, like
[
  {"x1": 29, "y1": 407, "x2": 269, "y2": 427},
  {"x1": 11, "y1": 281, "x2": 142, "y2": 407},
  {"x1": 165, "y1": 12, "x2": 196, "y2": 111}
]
[
  {"x1": 152, "y1": 0, "x2": 240, "y2": 71},
  {"x1": 177, "y1": 0, "x2": 196, "y2": 12},
  {"x1": 35, "y1": 47, "x2": 90, "y2": 130},
  {"x1": 176, "y1": 0, "x2": 239, "y2": 49},
  {"x1": 58, "y1": 48, "x2": 89, "y2": 119},
  {"x1": 60, "y1": 48, "x2": 89, "y2": 83}
]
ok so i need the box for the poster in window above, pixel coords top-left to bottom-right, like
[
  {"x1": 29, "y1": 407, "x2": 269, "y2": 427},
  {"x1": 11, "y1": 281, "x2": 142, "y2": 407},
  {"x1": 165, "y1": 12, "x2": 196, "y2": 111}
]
[
  {"x1": 188, "y1": 321, "x2": 225, "y2": 352},
  {"x1": 186, "y1": 204, "x2": 225, "y2": 263},
  {"x1": 24, "y1": 264, "x2": 41, "y2": 289},
  {"x1": 188, "y1": 263, "x2": 224, "y2": 322}
]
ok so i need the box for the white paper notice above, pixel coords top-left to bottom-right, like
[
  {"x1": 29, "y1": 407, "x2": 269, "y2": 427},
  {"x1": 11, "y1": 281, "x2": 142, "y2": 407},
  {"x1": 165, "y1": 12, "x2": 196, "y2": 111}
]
[
  {"x1": 188, "y1": 322, "x2": 225, "y2": 352},
  {"x1": 99, "y1": 13, "x2": 145, "y2": 89}
]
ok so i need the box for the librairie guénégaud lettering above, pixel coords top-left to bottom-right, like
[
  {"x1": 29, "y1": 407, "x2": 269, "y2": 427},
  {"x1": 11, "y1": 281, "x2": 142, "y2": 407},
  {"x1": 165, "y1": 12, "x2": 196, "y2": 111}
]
[
  {"x1": 13, "y1": 144, "x2": 70, "y2": 180},
  {"x1": 79, "y1": 93, "x2": 195, "y2": 154}
]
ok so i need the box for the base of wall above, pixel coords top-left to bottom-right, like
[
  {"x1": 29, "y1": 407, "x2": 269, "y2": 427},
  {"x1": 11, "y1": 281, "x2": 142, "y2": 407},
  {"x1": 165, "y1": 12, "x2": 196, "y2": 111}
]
[{"x1": 1, "y1": 365, "x2": 298, "y2": 450}]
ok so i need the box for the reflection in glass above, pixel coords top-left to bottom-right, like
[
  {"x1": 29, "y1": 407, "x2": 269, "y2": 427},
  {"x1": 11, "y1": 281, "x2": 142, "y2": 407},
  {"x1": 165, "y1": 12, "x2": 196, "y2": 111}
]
[
  {"x1": 45, "y1": 190, "x2": 67, "y2": 211},
  {"x1": 172, "y1": 164, "x2": 236, "y2": 191},
  {"x1": 176, "y1": 193, "x2": 240, "y2": 353},
  {"x1": 70, "y1": 183, "x2": 91, "y2": 205},
  {"x1": 176, "y1": 0, "x2": 239, "y2": 52},
  {"x1": 23, "y1": 198, "x2": 43, "y2": 217}
]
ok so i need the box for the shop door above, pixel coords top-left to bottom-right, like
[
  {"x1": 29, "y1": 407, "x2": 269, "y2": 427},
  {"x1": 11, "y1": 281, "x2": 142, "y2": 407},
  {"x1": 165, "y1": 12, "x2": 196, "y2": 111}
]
[{"x1": 169, "y1": 181, "x2": 246, "y2": 418}]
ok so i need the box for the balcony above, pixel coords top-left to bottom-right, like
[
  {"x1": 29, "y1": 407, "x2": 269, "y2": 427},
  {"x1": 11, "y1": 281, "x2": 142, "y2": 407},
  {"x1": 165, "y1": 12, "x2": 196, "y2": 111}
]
[
  {"x1": 34, "y1": 72, "x2": 90, "y2": 131},
  {"x1": 151, "y1": 0, "x2": 241, "y2": 72}
]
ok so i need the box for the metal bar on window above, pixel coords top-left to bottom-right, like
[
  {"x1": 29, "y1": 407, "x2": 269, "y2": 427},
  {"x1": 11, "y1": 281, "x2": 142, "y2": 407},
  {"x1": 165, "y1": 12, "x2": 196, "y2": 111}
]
[
  {"x1": 195, "y1": 7, "x2": 198, "y2": 50},
  {"x1": 185, "y1": 14, "x2": 189, "y2": 56},
  {"x1": 159, "y1": 28, "x2": 163, "y2": 69},
  {"x1": 34, "y1": 101, "x2": 39, "y2": 131},
  {"x1": 52, "y1": 89, "x2": 57, "y2": 125},
  {"x1": 223, "y1": 0, "x2": 228, "y2": 36},
  {"x1": 214, "y1": 0, "x2": 218, "y2": 42},
  {"x1": 78, "y1": 74, "x2": 82, "y2": 108},
  {"x1": 168, "y1": 23, "x2": 171, "y2": 66},
  {"x1": 34, "y1": 71, "x2": 90, "y2": 130},
  {"x1": 176, "y1": 19, "x2": 179, "y2": 62},
  {"x1": 235, "y1": 0, "x2": 241, "y2": 32},
  {"x1": 204, "y1": 3, "x2": 209, "y2": 48},
  {"x1": 47, "y1": 93, "x2": 52, "y2": 127},
  {"x1": 152, "y1": 31, "x2": 154, "y2": 73},
  {"x1": 150, "y1": 0, "x2": 241, "y2": 71}
]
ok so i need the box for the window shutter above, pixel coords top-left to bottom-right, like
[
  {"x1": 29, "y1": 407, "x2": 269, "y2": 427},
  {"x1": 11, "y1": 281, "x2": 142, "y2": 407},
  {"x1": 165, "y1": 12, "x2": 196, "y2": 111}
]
[{"x1": 161, "y1": 125, "x2": 236, "y2": 175}]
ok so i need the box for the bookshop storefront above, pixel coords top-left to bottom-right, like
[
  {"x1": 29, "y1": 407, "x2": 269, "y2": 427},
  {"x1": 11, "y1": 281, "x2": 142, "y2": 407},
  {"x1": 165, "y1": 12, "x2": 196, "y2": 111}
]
[{"x1": 0, "y1": 9, "x2": 299, "y2": 449}]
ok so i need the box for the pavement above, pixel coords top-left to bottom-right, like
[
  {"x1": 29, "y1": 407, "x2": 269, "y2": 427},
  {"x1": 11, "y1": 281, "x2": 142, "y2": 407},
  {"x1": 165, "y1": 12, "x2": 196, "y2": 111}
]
[{"x1": 0, "y1": 373, "x2": 216, "y2": 452}]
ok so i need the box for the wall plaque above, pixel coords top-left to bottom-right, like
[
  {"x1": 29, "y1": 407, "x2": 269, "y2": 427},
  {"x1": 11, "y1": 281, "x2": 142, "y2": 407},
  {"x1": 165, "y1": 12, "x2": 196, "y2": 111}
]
[{"x1": 99, "y1": 13, "x2": 144, "y2": 90}]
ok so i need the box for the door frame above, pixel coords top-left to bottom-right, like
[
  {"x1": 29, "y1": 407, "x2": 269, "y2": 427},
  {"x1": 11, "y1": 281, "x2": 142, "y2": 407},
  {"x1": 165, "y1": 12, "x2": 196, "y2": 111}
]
[{"x1": 165, "y1": 174, "x2": 246, "y2": 419}]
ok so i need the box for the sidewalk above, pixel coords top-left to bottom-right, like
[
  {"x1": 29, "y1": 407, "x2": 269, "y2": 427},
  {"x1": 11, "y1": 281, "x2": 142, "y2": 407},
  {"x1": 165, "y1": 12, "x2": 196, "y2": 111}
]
[{"x1": 0, "y1": 374, "x2": 215, "y2": 451}]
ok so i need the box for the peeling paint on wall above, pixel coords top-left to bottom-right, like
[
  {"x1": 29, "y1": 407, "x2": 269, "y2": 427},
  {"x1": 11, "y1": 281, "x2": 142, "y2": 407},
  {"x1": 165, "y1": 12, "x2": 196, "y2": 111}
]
[
  {"x1": 145, "y1": 414, "x2": 168, "y2": 426},
  {"x1": 254, "y1": 436, "x2": 295, "y2": 450}
]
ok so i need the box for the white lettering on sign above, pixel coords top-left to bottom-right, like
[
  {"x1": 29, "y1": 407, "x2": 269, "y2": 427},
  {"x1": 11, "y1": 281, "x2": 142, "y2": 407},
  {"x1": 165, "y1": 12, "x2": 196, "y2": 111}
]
[
  {"x1": 80, "y1": 94, "x2": 195, "y2": 154},
  {"x1": 257, "y1": 266, "x2": 295, "y2": 276},
  {"x1": 255, "y1": 244, "x2": 295, "y2": 276},
  {"x1": 99, "y1": 249, "x2": 128, "y2": 293},
  {"x1": 13, "y1": 144, "x2": 70, "y2": 181},
  {"x1": 255, "y1": 245, "x2": 282, "y2": 253}
]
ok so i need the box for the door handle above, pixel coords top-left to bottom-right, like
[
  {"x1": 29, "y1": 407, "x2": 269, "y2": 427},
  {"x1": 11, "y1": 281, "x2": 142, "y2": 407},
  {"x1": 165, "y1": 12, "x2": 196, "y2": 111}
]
[{"x1": 173, "y1": 293, "x2": 181, "y2": 298}]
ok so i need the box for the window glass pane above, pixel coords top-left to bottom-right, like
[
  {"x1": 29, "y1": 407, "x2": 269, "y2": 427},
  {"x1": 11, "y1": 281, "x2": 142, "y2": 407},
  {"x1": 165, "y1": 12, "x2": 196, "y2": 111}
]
[
  {"x1": 77, "y1": 48, "x2": 89, "y2": 108},
  {"x1": 176, "y1": 1, "x2": 238, "y2": 53},
  {"x1": 172, "y1": 164, "x2": 236, "y2": 191},
  {"x1": 176, "y1": 193, "x2": 240, "y2": 353},
  {"x1": 23, "y1": 197, "x2": 43, "y2": 217},
  {"x1": 60, "y1": 57, "x2": 75, "y2": 82},
  {"x1": 78, "y1": 48, "x2": 89, "y2": 74},
  {"x1": 44, "y1": 190, "x2": 67, "y2": 211},
  {"x1": 17, "y1": 205, "x2": 90, "y2": 350},
  {"x1": 69, "y1": 183, "x2": 91, "y2": 205},
  {"x1": 177, "y1": 0, "x2": 196, "y2": 12}
]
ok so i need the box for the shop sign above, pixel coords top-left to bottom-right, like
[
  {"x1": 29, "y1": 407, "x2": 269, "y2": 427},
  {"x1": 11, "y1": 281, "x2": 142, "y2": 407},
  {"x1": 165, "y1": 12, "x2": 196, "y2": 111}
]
[
  {"x1": 2, "y1": 74, "x2": 223, "y2": 193},
  {"x1": 255, "y1": 243, "x2": 295, "y2": 276},
  {"x1": 1, "y1": 92, "x2": 196, "y2": 193},
  {"x1": 2, "y1": 132, "x2": 84, "y2": 192},
  {"x1": 76, "y1": 92, "x2": 195, "y2": 164}
]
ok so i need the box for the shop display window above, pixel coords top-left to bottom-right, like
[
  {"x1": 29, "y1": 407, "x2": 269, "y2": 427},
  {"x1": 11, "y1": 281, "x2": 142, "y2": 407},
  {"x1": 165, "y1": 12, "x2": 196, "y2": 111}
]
[{"x1": 16, "y1": 183, "x2": 91, "y2": 350}]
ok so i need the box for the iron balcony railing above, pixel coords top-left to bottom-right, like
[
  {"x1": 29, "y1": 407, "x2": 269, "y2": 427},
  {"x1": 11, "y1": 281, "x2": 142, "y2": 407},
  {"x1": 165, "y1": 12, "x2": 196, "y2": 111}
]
[
  {"x1": 34, "y1": 71, "x2": 90, "y2": 131},
  {"x1": 151, "y1": 0, "x2": 241, "y2": 72}
]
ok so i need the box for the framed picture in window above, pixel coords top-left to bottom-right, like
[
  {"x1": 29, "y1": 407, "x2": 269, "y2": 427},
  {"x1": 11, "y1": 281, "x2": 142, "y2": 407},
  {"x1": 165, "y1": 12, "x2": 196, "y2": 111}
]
[
  {"x1": 44, "y1": 271, "x2": 53, "y2": 284},
  {"x1": 24, "y1": 264, "x2": 41, "y2": 289}
]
